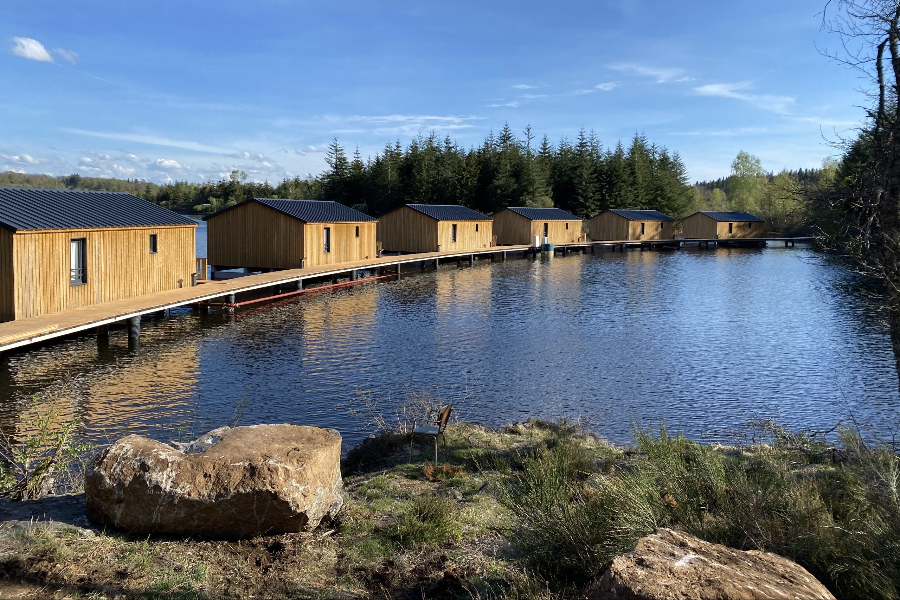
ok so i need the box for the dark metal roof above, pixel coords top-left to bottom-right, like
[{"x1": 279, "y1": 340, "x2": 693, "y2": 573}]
[
  {"x1": 0, "y1": 187, "x2": 197, "y2": 231},
  {"x1": 405, "y1": 204, "x2": 491, "y2": 221},
  {"x1": 602, "y1": 209, "x2": 676, "y2": 222},
  {"x1": 502, "y1": 207, "x2": 581, "y2": 221},
  {"x1": 695, "y1": 211, "x2": 764, "y2": 222},
  {"x1": 204, "y1": 198, "x2": 376, "y2": 223}
]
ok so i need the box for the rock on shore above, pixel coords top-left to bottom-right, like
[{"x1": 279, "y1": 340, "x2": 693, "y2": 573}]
[
  {"x1": 589, "y1": 528, "x2": 835, "y2": 600},
  {"x1": 85, "y1": 424, "x2": 343, "y2": 538}
]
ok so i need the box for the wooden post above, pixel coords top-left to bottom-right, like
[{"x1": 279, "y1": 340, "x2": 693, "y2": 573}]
[
  {"x1": 296, "y1": 279, "x2": 303, "y2": 291},
  {"x1": 502, "y1": 251, "x2": 507, "y2": 262},
  {"x1": 470, "y1": 254, "x2": 475, "y2": 266},
  {"x1": 395, "y1": 264, "x2": 401, "y2": 280},
  {"x1": 435, "y1": 258, "x2": 440, "y2": 270},
  {"x1": 127, "y1": 316, "x2": 141, "y2": 351}
]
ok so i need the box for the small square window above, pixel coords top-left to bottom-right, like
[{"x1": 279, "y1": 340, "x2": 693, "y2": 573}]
[{"x1": 149, "y1": 234, "x2": 158, "y2": 254}]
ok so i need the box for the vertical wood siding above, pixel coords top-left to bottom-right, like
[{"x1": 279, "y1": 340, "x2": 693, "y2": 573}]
[
  {"x1": 11, "y1": 225, "x2": 196, "y2": 321},
  {"x1": 436, "y1": 220, "x2": 493, "y2": 251},
  {"x1": 377, "y1": 207, "x2": 440, "y2": 253},
  {"x1": 207, "y1": 202, "x2": 306, "y2": 269},
  {"x1": 589, "y1": 213, "x2": 674, "y2": 241},
  {"x1": 716, "y1": 220, "x2": 764, "y2": 239},
  {"x1": 493, "y1": 210, "x2": 582, "y2": 245},
  {"x1": 303, "y1": 222, "x2": 377, "y2": 267},
  {"x1": 0, "y1": 230, "x2": 14, "y2": 322},
  {"x1": 681, "y1": 214, "x2": 717, "y2": 239}
]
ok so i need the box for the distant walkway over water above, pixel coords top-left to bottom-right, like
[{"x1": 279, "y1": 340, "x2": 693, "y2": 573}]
[{"x1": 0, "y1": 237, "x2": 813, "y2": 354}]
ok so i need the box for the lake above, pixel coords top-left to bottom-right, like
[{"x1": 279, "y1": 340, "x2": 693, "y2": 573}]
[{"x1": 1, "y1": 222, "x2": 897, "y2": 449}]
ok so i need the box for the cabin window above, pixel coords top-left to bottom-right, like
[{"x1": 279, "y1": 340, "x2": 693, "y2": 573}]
[
  {"x1": 543, "y1": 223, "x2": 548, "y2": 237},
  {"x1": 476, "y1": 223, "x2": 479, "y2": 232},
  {"x1": 355, "y1": 226, "x2": 360, "y2": 238},
  {"x1": 565, "y1": 223, "x2": 569, "y2": 229},
  {"x1": 149, "y1": 234, "x2": 158, "y2": 254},
  {"x1": 323, "y1": 227, "x2": 331, "y2": 253},
  {"x1": 748, "y1": 222, "x2": 753, "y2": 229},
  {"x1": 452, "y1": 224, "x2": 457, "y2": 242},
  {"x1": 728, "y1": 223, "x2": 733, "y2": 234},
  {"x1": 640, "y1": 223, "x2": 645, "y2": 235},
  {"x1": 70, "y1": 238, "x2": 87, "y2": 286}
]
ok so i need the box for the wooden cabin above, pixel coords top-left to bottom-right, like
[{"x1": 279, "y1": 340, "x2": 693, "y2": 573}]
[
  {"x1": 205, "y1": 198, "x2": 377, "y2": 271},
  {"x1": 492, "y1": 207, "x2": 583, "y2": 245},
  {"x1": 377, "y1": 204, "x2": 493, "y2": 253},
  {"x1": 587, "y1": 209, "x2": 676, "y2": 241},
  {"x1": 0, "y1": 187, "x2": 197, "y2": 322},
  {"x1": 682, "y1": 211, "x2": 764, "y2": 239}
]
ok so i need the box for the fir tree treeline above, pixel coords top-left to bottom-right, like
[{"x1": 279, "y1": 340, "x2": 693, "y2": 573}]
[{"x1": 2, "y1": 125, "x2": 694, "y2": 218}]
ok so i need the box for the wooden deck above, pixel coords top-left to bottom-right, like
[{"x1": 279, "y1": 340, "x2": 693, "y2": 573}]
[{"x1": 0, "y1": 237, "x2": 815, "y2": 353}]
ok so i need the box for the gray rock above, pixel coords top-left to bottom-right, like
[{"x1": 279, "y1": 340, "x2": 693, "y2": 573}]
[{"x1": 85, "y1": 424, "x2": 343, "y2": 538}]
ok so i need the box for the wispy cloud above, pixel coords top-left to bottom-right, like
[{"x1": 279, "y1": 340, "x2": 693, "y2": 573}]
[
  {"x1": 523, "y1": 94, "x2": 547, "y2": 99},
  {"x1": 487, "y1": 100, "x2": 521, "y2": 107},
  {"x1": 595, "y1": 82, "x2": 620, "y2": 91},
  {"x1": 790, "y1": 115, "x2": 860, "y2": 128},
  {"x1": 62, "y1": 128, "x2": 237, "y2": 154},
  {"x1": 1, "y1": 153, "x2": 43, "y2": 165},
  {"x1": 11, "y1": 37, "x2": 53, "y2": 62},
  {"x1": 694, "y1": 82, "x2": 795, "y2": 114},
  {"x1": 670, "y1": 126, "x2": 769, "y2": 137},
  {"x1": 572, "y1": 89, "x2": 595, "y2": 95},
  {"x1": 53, "y1": 48, "x2": 78, "y2": 64},
  {"x1": 278, "y1": 113, "x2": 485, "y2": 136},
  {"x1": 608, "y1": 63, "x2": 690, "y2": 83},
  {"x1": 511, "y1": 84, "x2": 537, "y2": 89}
]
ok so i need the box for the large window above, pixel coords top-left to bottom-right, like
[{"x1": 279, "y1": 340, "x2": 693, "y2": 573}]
[
  {"x1": 70, "y1": 238, "x2": 86, "y2": 286},
  {"x1": 323, "y1": 227, "x2": 331, "y2": 253},
  {"x1": 149, "y1": 233, "x2": 158, "y2": 254},
  {"x1": 451, "y1": 224, "x2": 457, "y2": 242}
]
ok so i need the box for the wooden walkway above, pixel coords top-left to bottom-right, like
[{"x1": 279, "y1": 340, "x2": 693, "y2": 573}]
[{"x1": 0, "y1": 237, "x2": 815, "y2": 354}]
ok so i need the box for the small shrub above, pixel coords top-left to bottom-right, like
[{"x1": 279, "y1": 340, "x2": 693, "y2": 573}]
[
  {"x1": 383, "y1": 494, "x2": 456, "y2": 549},
  {"x1": 422, "y1": 461, "x2": 465, "y2": 482}
]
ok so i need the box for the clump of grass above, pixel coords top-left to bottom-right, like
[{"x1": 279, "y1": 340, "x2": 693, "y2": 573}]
[
  {"x1": 422, "y1": 461, "x2": 465, "y2": 482},
  {"x1": 500, "y1": 421, "x2": 900, "y2": 600},
  {"x1": 382, "y1": 494, "x2": 457, "y2": 549}
]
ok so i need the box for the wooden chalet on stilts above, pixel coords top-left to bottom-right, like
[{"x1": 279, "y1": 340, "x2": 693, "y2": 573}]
[
  {"x1": 377, "y1": 204, "x2": 493, "y2": 253},
  {"x1": 682, "y1": 211, "x2": 765, "y2": 239},
  {"x1": 204, "y1": 198, "x2": 377, "y2": 272},
  {"x1": 0, "y1": 187, "x2": 197, "y2": 322},
  {"x1": 587, "y1": 209, "x2": 676, "y2": 241},
  {"x1": 491, "y1": 207, "x2": 583, "y2": 245}
]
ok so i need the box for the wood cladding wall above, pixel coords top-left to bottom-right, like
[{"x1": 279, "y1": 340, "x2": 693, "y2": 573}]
[
  {"x1": 681, "y1": 214, "x2": 764, "y2": 239},
  {"x1": 588, "y1": 213, "x2": 673, "y2": 241},
  {"x1": 9, "y1": 225, "x2": 196, "y2": 321},
  {"x1": 303, "y1": 221, "x2": 377, "y2": 267},
  {"x1": 436, "y1": 220, "x2": 493, "y2": 251},
  {"x1": 207, "y1": 202, "x2": 306, "y2": 269},
  {"x1": 377, "y1": 207, "x2": 439, "y2": 253},
  {"x1": 492, "y1": 210, "x2": 582, "y2": 245},
  {"x1": 0, "y1": 230, "x2": 14, "y2": 322}
]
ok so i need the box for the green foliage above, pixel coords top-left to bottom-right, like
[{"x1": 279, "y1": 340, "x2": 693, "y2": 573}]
[
  {"x1": 0, "y1": 403, "x2": 92, "y2": 500},
  {"x1": 501, "y1": 422, "x2": 900, "y2": 599},
  {"x1": 382, "y1": 493, "x2": 457, "y2": 549}
]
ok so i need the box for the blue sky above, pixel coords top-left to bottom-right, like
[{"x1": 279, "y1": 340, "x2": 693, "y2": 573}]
[{"x1": 1, "y1": 0, "x2": 864, "y2": 185}]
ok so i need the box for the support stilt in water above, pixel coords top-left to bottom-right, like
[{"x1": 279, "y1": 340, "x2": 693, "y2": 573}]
[
  {"x1": 127, "y1": 316, "x2": 141, "y2": 351},
  {"x1": 395, "y1": 264, "x2": 401, "y2": 280},
  {"x1": 435, "y1": 258, "x2": 439, "y2": 270},
  {"x1": 469, "y1": 254, "x2": 474, "y2": 266}
]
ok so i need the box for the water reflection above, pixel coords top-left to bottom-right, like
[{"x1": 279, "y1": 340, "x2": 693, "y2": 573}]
[{"x1": 1, "y1": 245, "x2": 898, "y2": 449}]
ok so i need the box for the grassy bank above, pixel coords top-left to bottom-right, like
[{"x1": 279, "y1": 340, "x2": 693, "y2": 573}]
[{"x1": 0, "y1": 419, "x2": 898, "y2": 599}]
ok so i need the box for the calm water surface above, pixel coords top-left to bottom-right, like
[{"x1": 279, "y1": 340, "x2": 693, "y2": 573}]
[{"x1": 1, "y1": 223, "x2": 897, "y2": 449}]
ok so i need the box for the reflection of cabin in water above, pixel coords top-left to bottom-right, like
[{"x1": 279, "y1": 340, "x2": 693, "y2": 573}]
[
  {"x1": 587, "y1": 209, "x2": 676, "y2": 241},
  {"x1": 682, "y1": 211, "x2": 764, "y2": 239},
  {"x1": 0, "y1": 187, "x2": 197, "y2": 322},
  {"x1": 492, "y1": 207, "x2": 583, "y2": 245},
  {"x1": 204, "y1": 198, "x2": 377, "y2": 271},
  {"x1": 377, "y1": 204, "x2": 493, "y2": 253}
]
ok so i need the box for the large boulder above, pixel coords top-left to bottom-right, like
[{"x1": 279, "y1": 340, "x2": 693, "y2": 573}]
[
  {"x1": 589, "y1": 528, "x2": 835, "y2": 600},
  {"x1": 85, "y1": 424, "x2": 343, "y2": 538}
]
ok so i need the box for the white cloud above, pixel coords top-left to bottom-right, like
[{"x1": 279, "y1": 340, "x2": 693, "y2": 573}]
[
  {"x1": 573, "y1": 89, "x2": 595, "y2": 95},
  {"x1": 523, "y1": 94, "x2": 547, "y2": 99},
  {"x1": 52, "y1": 48, "x2": 79, "y2": 64},
  {"x1": 123, "y1": 153, "x2": 141, "y2": 162},
  {"x1": 154, "y1": 158, "x2": 182, "y2": 169},
  {"x1": 511, "y1": 84, "x2": 537, "y2": 89},
  {"x1": 62, "y1": 128, "x2": 237, "y2": 154},
  {"x1": 1, "y1": 153, "x2": 42, "y2": 165},
  {"x1": 608, "y1": 63, "x2": 689, "y2": 83},
  {"x1": 487, "y1": 101, "x2": 521, "y2": 107},
  {"x1": 10, "y1": 37, "x2": 53, "y2": 62},
  {"x1": 694, "y1": 82, "x2": 795, "y2": 114},
  {"x1": 595, "y1": 82, "x2": 620, "y2": 91}
]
